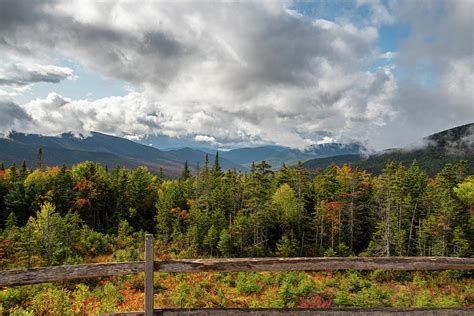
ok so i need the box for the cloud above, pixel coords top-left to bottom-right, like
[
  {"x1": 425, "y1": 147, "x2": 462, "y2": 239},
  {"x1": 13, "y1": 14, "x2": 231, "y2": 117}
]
[
  {"x1": 194, "y1": 135, "x2": 222, "y2": 147},
  {"x1": 0, "y1": 100, "x2": 32, "y2": 137},
  {"x1": 0, "y1": 63, "x2": 74, "y2": 86},
  {"x1": 0, "y1": 0, "x2": 472, "y2": 150},
  {"x1": 194, "y1": 135, "x2": 216, "y2": 143},
  {"x1": 367, "y1": 0, "x2": 474, "y2": 149},
  {"x1": 378, "y1": 51, "x2": 397, "y2": 59},
  {"x1": 356, "y1": 0, "x2": 395, "y2": 26}
]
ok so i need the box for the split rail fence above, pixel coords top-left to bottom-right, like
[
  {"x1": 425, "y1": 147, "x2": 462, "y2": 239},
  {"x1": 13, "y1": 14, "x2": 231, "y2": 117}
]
[{"x1": 1, "y1": 234, "x2": 473, "y2": 315}]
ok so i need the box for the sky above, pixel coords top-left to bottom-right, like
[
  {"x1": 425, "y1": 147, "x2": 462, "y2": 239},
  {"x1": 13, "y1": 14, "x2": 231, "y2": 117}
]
[{"x1": 0, "y1": 0, "x2": 472, "y2": 150}]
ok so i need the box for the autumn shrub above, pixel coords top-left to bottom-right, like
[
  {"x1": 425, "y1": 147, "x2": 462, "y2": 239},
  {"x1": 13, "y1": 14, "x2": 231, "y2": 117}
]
[
  {"x1": 369, "y1": 269, "x2": 411, "y2": 283},
  {"x1": 214, "y1": 272, "x2": 234, "y2": 286},
  {"x1": 31, "y1": 287, "x2": 71, "y2": 315},
  {"x1": 347, "y1": 271, "x2": 373, "y2": 292},
  {"x1": 413, "y1": 289, "x2": 432, "y2": 307},
  {"x1": 79, "y1": 226, "x2": 111, "y2": 257},
  {"x1": 236, "y1": 272, "x2": 263, "y2": 294},
  {"x1": 172, "y1": 282, "x2": 195, "y2": 308},
  {"x1": 261, "y1": 289, "x2": 284, "y2": 308},
  {"x1": 433, "y1": 293, "x2": 463, "y2": 307},
  {"x1": 278, "y1": 281, "x2": 297, "y2": 307},
  {"x1": 412, "y1": 272, "x2": 428, "y2": 287},
  {"x1": 261, "y1": 272, "x2": 276, "y2": 286},
  {"x1": 71, "y1": 283, "x2": 99, "y2": 315},
  {"x1": 296, "y1": 277, "x2": 316, "y2": 298},
  {"x1": 391, "y1": 287, "x2": 412, "y2": 307},
  {"x1": 95, "y1": 282, "x2": 122, "y2": 313},
  {"x1": 113, "y1": 247, "x2": 139, "y2": 262},
  {"x1": 0, "y1": 285, "x2": 45, "y2": 312},
  {"x1": 335, "y1": 285, "x2": 391, "y2": 307}
]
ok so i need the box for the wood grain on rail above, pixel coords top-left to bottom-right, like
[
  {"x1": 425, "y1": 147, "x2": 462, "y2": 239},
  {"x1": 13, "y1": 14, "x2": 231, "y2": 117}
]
[
  {"x1": 154, "y1": 257, "x2": 474, "y2": 273},
  {"x1": 0, "y1": 261, "x2": 144, "y2": 287},
  {"x1": 1, "y1": 257, "x2": 473, "y2": 287}
]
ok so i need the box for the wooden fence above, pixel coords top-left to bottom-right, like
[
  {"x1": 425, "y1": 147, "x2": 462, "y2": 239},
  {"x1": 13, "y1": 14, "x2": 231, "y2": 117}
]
[{"x1": 1, "y1": 234, "x2": 473, "y2": 315}]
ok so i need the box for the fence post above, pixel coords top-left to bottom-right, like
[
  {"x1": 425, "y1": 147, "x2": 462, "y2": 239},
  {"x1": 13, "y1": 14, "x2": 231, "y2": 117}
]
[{"x1": 145, "y1": 234, "x2": 154, "y2": 316}]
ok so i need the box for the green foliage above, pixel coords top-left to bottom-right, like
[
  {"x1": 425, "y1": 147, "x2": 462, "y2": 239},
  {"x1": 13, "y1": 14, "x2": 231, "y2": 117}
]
[
  {"x1": 454, "y1": 176, "x2": 474, "y2": 206},
  {"x1": 276, "y1": 235, "x2": 298, "y2": 257},
  {"x1": 218, "y1": 229, "x2": 233, "y2": 257},
  {"x1": 99, "y1": 282, "x2": 121, "y2": 313},
  {"x1": 335, "y1": 285, "x2": 391, "y2": 307},
  {"x1": 278, "y1": 281, "x2": 296, "y2": 307},
  {"x1": 413, "y1": 290, "x2": 432, "y2": 307},
  {"x1": 236, "y1": 272, "x2": 263, "y2": 294},
  {"x1": 172, "y1": 283, "x2": 195, "y2": 308},
  {"x1": 79, "y1": 226, "x2": 110, "y2": 257},
  {"x1": 30, "y1": 287, "x2": 71, "y2": 315}
]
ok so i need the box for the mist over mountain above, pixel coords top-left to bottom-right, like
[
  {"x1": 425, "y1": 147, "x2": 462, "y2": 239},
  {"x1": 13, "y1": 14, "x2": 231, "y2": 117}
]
[{"x1": 303, "y1": 123, "x2": 474, "y2": 175}]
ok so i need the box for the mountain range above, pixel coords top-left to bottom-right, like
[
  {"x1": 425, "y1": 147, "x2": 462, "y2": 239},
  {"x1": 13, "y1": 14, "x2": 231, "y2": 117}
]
[
  {"x1": 0, "y1": 124, "x2": 472, "y2": 176},
  {"x1": 0, "y1": 132, "x2": 241, "y2": 177}
]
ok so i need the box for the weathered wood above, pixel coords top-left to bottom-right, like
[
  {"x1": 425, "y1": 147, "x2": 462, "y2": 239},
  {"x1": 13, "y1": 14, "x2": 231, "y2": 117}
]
[
  {"x1": 0, "y1": 261, "x2": 144, "y2": 287},
  {"x1": 107, "y1": 308, "x2": 474, "y2": 316},
  {"x1": 154, "y1": 257, "x2": 474, "y2": 273},
  {"x1": 1, "y1": 257, "x2": 473, "y2": 287},
  {"x1": 145, "y1": 234, "x2": 154, "y2": 316}
]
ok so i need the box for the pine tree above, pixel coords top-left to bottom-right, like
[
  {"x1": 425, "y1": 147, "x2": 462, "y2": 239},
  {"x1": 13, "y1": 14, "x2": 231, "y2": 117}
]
[
  {"x1": 210, "y1": 152, "x2": 222, "y2": 178},
  {"x1": 36, "y1": 147, "x2": 43, "y2": 170},
  {"x1": 181, "y1": 160, "x2": 191, "y2": 180},
  {"x1": 159, "y1": 167, "x2": 164, "y2": 181},
  {"x1": 218, "y1": 229, "x2": 233, "y2": 257}
]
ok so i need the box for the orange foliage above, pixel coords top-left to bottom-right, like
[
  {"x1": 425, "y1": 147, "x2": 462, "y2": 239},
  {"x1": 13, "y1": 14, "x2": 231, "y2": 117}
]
[
  {"x1": 117, "y1": 289, "x2": 143, "y2": 311},
  {"x1": 171, "y1": 207, "x2": 188, "y2": 219}
]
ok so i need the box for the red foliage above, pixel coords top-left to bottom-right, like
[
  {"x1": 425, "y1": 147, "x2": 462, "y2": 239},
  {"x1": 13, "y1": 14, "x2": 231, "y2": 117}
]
[
  {"x1": 74, "y1": 198, "x2": 91, "y2": 209},
  {"x1": 0, "y1": 239, "x2": 12, "y2": 259},
  {"x1": 0, "y1": 170, "x2": 5, "y2": 177},
  {"x1": 298, "y1": 295, "x2": 333, "y2": 308},
  {"x1": 74, "y1": 178, "x2": 95, "y2": 194}
]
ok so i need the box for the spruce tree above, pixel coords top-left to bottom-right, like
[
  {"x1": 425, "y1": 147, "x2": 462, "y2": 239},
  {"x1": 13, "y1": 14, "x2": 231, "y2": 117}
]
[
  {"x1": 181, "y1": 160, "x2": 191, "y2": 180},
  {"x1": 36, "y1": 147, "x2": 43, "y2": 170}
]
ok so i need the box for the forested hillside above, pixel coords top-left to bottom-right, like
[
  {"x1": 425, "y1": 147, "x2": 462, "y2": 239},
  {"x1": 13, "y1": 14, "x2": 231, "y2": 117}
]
[{"x1": 1, "y1": 156, "x2": 472, "y2": 267}]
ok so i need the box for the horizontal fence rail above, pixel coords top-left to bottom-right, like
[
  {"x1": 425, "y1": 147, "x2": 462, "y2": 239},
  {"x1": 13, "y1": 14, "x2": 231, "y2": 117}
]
[
  {"x1": 1, "y1": 256, "x2": 473, "y2": 287},
  {"x1": 0, "y1": 261, "x2": 144, "y2": 287},
  {"x1": 153, "y1": 257, "x2": 474, "y2": 273}
]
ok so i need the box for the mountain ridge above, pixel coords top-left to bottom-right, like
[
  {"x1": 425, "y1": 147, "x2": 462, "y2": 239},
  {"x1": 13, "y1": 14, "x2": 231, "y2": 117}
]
[{"x1": 302, "y1": 123, "x2": 474, "y2": 175}]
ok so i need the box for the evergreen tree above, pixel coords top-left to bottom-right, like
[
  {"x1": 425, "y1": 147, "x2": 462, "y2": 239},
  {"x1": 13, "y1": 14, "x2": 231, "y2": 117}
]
[
  {"x1": 210, "y1": 152, "x2": 222, "y2": 179},
  {"x1": 36, "y1": 147, "x2": 43, "y2": 170},
  {"x1": 181, "y1": 160, "x2": 191, "y2": 180}
]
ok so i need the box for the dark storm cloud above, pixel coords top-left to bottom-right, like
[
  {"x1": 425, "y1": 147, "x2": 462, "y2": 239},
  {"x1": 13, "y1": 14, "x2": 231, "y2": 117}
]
[
  {"x1": 0, "y1": 0, "x2": 189, "y2": 88},
  {"x1": 0, "y1": 100, "x2": 32, "y2": 136}
]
